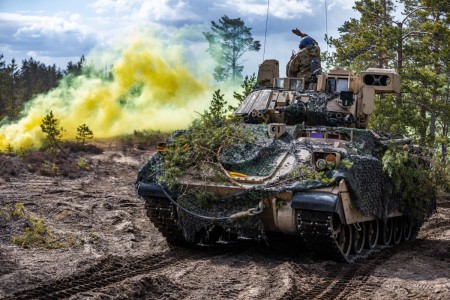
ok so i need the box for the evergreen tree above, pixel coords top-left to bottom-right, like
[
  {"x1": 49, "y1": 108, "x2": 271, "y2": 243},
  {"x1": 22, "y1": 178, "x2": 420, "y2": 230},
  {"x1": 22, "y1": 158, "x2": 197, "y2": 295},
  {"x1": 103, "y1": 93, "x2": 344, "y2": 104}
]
[
  {"x1": 0, "y1": 55, "x2": 7, "y2": 119},
  {"x1": 40, "y1": 111, "x2": 65, "y2": 153},
  {"x1": 204, "y1": 16, "x2": 261, "y2": 82},
  {"x1": 76, "y1": 124, "x2": 94, "y2": 145},
  {"x1": 231, "y1": 74, "x2": 256, "y2": 110},
  {"x1": 328, "y1": 0, "x2": 450, "y2": 155},
  {"x1": 65, "y1": 55, "x2": 85, "y2": 76},
  {"x1": 328, "y1": 0, "x2": 396, "y2": 70}
]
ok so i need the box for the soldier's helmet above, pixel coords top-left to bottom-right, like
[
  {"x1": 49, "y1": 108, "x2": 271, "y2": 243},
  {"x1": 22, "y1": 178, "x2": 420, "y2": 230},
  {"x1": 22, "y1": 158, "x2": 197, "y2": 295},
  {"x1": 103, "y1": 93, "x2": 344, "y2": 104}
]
[{"x1": 299, "y1": 36, "x2": 315, "y2": 49}]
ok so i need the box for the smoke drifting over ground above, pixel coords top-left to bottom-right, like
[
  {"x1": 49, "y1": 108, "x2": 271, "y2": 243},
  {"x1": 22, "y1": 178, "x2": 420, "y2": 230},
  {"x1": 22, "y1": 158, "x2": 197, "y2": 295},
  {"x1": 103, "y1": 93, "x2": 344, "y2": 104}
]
[{"x1": 0, "y1": 31, "x2": 227, "y2": 151}]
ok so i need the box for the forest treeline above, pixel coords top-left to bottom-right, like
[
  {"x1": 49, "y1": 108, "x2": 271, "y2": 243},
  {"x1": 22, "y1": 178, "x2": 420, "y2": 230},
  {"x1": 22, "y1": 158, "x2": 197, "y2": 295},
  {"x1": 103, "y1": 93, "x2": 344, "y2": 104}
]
[
  {"x1": 0, "y1": 54, "x2": 85, "y2": 121},
  {"x1": 327, "y1": 0, "x2": 449, "y2": 158},
  {"x1": 0, "y1": 0, "x2": 449, "y2": 161}
]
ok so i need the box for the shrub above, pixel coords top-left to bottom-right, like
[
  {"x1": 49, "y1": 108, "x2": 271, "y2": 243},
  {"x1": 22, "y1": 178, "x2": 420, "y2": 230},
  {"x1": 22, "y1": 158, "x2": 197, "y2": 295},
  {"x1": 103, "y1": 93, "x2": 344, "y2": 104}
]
[
  {"x1": 1, "y1": 203, "x2": 76, "y2": 249},
  {"x1": 117, "y1": 130, "x2": 169, "y2": 150},
  {"x1": 382, "y1": 146, "x2": 435, "y2": 219},
  {"x1": 76, "y1": 124, "x2": 94, "y2": 145},
  {"x1": 40, "y1": 111, "x2": 65, "y2": 153},
  {"x1": 159, "y1": 89, "x2": 254, "y2": 188}
]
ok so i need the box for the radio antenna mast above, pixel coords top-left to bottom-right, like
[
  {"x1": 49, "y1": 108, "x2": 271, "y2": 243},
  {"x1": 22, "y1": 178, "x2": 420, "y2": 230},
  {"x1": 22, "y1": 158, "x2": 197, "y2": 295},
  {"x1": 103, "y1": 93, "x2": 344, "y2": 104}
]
[
  {"x1": 263, "y1": 0, "x2": 270, "y2": 61},
  {"x1": 325, "y1": 0, "x2": 329, "y2": 53}
]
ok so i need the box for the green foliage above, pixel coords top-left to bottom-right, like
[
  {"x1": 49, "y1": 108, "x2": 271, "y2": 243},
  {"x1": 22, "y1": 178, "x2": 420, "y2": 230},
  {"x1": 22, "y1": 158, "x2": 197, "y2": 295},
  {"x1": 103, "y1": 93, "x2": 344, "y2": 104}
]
[
  {"x1": 12, "y1": 202, "x2": 26, "y2": 219},
  {"x1": 117, "y1": 129, "x2": 169, "y2": 150},
  {"x1": 190, "y1": 190, "x2": 218, "y2": 209},
  {"x1": 40, "y1": 111, "x2": 65, "y2": 153},
  {"x1": 231, "y1": 74, "x2": 257, "y2": 111},
  {"x1": 159, "y1": 89, "x2": 254, "y2": 188},
  {"x1": 339, "y1": 159, "x2": 354, "y2": 170},
  {"x1": 77, "y1": 156, "x2": 91, "y2": 171},
  {"x1": 12, "y1": 217, "x2": 52, "y2": 248},
  {"x1": 76, "y1": 123, "x2": 93, "y2": 145},
  {"x1": 65, "y1": 55, "x2": 85, "y2": 76},
  {"x1": 5, "y1": 144, "x2": 14, "y2": 156},
  {"x1": 0, "y1": 55, "x2": 66, "y2": 121},
  {"x1": 329, "y1": 0, "x2": 450, "y2": 152},
  {"x1": 275, "y1": 199, "x2": 287, "y2": 209},
  {"x1": 39, "y1": 161, "x2": 60, "y2": 176},
  {"x1": 430, "y1": 155, "x2": 450, "y2": 193},
  {"x1": 286, "y1": 165, "x2": 334, "y2": 185},
  {"x1": 382, "y1": 146, "x2": 435, "y2": 219},
  {"x1": 203, "y1": 15, "x2": 261, "y2": 82},
  {"x1": 0, "y1": 202, "x2": 75, "y2": 249}
]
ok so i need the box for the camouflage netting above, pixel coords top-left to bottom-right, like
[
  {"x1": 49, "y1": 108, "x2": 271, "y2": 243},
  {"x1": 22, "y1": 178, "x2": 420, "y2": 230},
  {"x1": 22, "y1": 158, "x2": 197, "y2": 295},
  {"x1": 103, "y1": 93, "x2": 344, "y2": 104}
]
[
  {"x1": 277, "y1": 92, "x2": 356, "y2": 126},
  {"x1": 137, "y1": 123, "x2": 435, "y2": 240},
  {"x1": 137, "y1": 154, "x2": 164, "y2": 183},
  {"x1": 243, "y1": 92, "x2": 356, "y2": 126},
  {"x1": 219, "y1": 124, "x2": 393, "y2": 221},
  {"x1": 176, "y1": 189, "x2": 267, "y2": 242}
]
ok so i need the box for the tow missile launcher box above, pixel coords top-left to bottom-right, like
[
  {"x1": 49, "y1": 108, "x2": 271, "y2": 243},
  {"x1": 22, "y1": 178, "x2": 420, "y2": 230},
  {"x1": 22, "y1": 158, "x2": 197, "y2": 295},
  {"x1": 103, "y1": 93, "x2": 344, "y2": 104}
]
[{"x1": 136, "y1": 60, "x2": 435, "y2": 262}]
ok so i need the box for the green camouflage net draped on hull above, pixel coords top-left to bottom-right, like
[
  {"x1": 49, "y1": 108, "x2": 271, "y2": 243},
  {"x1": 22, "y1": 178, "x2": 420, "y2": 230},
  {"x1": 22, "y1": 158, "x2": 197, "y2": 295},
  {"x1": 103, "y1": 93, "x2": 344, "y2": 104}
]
[{"x1": 137, "y1": 123, "x2": 435, "y2": 242}]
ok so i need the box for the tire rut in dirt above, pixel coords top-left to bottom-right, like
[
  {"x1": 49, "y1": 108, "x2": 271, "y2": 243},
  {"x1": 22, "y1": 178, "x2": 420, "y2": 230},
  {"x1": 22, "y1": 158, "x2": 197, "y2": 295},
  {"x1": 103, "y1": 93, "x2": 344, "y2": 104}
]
[
  {"x1": 5, "y1": 250, "x2": 188, "y2": 299},
  {"x1": 5, "y1": 253, "x2": 175, "y2": 300},
  {"x1": 5, "y1": 244, "x2": 250, "y2": 300},
  {"x1": 295, "y1": 241, "x2": 418, "y2": 300}
]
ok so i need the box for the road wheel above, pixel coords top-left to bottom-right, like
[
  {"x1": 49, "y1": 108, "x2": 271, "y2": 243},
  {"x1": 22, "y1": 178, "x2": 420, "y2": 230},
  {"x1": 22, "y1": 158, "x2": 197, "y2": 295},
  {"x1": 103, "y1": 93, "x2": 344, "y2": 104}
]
[
  {"x1": 379, "y1": 218, "x2": 393, "y2": 246},
  {"x1": 392, "y1": 217, "x2": 403, "y2": 245},
  {"x1": 365, "y1": 220, "x2": 379, "y2": 249},
  {"x1": 403, "y1": 216, "x2": 414, "y2": 241},
  {"x1": 332, "y1": 216, "x2": 352, "y2": 258},
  {"x1": 352, "y1": 222, "x2": 366, "y2": 254}
]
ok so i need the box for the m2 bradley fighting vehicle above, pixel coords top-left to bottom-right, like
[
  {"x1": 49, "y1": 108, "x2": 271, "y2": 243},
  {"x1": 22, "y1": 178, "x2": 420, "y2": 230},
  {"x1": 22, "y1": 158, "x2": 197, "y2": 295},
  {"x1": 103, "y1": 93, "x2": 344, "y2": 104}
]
[{"x1": 136, "y1": 60, "x2": 436, "y2": 262}]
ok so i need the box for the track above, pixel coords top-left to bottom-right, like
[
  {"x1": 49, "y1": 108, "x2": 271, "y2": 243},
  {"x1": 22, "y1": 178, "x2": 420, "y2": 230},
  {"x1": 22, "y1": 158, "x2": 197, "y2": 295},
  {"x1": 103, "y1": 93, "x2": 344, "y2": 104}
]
[
  {"x1": 299, "y1": 210, "x2": 369, "y2": 262},
  {"x1": 143, "y1": 196, "x2": 189, "y2": 246}
]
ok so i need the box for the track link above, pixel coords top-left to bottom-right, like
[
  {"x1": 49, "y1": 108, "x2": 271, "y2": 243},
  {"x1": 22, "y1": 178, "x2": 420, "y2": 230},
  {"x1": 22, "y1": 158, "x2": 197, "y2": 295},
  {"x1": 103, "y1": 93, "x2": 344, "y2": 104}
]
[
  {"x1": 297, "y1": 210, "x2": 403, "y2": 263},
  {"x1": 298, "y1": 210, "x2": 364, "y2": 262},
  {"x1": 143, "y1": 196, "x2": 188, "y2": 246}
]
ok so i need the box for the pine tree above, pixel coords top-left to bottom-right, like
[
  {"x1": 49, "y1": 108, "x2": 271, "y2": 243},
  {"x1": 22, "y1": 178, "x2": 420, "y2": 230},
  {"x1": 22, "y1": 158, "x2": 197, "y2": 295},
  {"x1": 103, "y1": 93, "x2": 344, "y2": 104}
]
[
  {"x1": 204, "y1": 16, "x2": 261, "y2": 82},
  {"x1": 76, "y1": 124, "x2": 94, "y2": 145},
  {"x1": 40, "y1": 111, "x2": 64, "y2": 152}
]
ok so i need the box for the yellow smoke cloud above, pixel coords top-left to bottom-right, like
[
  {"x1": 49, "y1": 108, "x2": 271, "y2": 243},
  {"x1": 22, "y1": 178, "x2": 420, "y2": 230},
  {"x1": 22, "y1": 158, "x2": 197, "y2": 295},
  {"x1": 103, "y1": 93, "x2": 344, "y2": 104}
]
[{"x1": 0, "y1": 34, "x2": 216, "y2": 151}]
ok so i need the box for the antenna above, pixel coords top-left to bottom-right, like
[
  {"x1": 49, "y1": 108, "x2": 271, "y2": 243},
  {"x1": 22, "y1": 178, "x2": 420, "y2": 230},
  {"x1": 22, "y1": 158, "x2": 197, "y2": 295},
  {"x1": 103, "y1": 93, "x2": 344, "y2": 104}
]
[
  {"x1": 262, "y1": 0, "x2": 270, "y2": 61},
  {"x1": 325, "y1": 0, "x2": 329, "y2": 54}
]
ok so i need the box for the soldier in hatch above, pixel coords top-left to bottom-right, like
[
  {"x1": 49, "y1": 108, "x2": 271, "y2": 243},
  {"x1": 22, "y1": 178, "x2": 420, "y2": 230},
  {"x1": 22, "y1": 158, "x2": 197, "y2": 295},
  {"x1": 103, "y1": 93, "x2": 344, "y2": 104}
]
[{"x1": 286, "y1": 28, "x2": 321, "y2": 87}]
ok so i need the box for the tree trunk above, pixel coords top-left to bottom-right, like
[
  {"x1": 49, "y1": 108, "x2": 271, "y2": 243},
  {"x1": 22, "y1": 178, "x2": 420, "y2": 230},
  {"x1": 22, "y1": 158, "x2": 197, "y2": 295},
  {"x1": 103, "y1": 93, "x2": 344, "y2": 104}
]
[
  {"x1": 442, "y1": 121, "x2": 448, "y2": 160},
  {"x1": 420, "y1": 105, "x2": 427, "y2": 145},
  {"x1": 396, "y1": 22, "x2": 403, "y2": 106},
  {"x1": 429, "y1": 11, "x2": 441, "y2": 141}
]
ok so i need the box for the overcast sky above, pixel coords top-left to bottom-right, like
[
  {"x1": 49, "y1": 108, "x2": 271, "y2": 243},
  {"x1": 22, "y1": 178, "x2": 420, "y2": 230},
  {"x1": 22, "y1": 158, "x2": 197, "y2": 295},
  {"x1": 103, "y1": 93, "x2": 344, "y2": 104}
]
[{"x1": 0, "y1": 0, "x2": 359, "y2": 76}]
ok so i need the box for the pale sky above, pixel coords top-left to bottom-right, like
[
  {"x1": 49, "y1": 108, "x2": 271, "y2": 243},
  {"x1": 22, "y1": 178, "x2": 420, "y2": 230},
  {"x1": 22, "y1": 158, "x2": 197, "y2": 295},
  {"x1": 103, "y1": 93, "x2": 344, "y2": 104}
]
[{"x1": 0, "y1": 0, "x2": 358, "y2": 76}]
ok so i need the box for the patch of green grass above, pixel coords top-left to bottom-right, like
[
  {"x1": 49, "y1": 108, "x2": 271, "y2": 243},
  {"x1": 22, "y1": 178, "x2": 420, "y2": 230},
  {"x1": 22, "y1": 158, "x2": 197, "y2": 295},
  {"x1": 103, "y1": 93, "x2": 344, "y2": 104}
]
[{"x1": 1, "y1": 202, "x2": 77, "y2": 249}]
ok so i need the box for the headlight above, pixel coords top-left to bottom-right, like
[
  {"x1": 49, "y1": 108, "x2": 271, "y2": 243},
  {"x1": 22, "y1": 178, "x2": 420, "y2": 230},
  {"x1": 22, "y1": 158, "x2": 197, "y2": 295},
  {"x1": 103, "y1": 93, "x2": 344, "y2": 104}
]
[{"x1": 312, "y1": 152, "x2": 341, "y2": 170}]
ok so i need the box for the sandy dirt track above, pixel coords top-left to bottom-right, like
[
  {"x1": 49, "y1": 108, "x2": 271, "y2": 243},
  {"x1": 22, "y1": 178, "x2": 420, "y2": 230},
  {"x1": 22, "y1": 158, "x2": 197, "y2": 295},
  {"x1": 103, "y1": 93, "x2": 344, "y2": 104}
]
[{"x1": 1, "y1": 148, "x2": 449, "y2": 299}]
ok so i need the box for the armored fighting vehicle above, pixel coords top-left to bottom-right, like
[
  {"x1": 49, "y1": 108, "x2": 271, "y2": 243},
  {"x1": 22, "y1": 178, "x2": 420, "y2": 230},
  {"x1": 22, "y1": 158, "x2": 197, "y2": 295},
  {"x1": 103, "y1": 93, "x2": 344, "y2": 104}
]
[{"x1": 136, "y1": 60, "x2": 435, "y2": 262}]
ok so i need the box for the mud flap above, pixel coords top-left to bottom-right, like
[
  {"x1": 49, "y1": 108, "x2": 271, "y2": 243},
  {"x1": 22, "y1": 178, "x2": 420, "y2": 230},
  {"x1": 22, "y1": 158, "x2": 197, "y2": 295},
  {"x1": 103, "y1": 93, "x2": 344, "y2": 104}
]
[
  {"x1": 136, "y1": 182, "x2": 167, "y2": 198},
  {"x1": 291, "y1": 192, "x2": 345, "y2": 223}
]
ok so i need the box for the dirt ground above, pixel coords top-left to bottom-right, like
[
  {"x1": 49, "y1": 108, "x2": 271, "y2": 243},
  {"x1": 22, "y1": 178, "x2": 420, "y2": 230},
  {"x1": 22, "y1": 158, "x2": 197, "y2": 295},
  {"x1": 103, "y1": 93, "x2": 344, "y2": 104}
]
[{"x1": 0, "y1": 146, "x2": 449, "y2": 300}]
